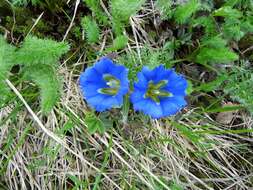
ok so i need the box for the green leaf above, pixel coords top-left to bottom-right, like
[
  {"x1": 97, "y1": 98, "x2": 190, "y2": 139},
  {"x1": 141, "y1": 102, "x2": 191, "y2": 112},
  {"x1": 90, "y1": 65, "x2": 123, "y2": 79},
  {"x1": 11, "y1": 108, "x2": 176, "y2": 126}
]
[
  {"x1": 81, "y1": 16, "x2": 100, "y2": 44},
  {"x1": 200, "y1": 36, "x2": 227, "y2": 49},
  {"x1": 111, "y1": 0, "x2": 145, "y2": 22},
  {"x1": 23, "y1": 64, "x2": 62, "y2": 113},
  {"x1": 171, "y1": 121, "x2": 202, "y2": 144},
  {"x1": 85, "y1": 112, "x2": 105, "y2": 134},
  {"x1": 213, "y1": 6, "x2": 242, "y2": 18},
  {"x1": 174, "y1": 0, "x2": 200, "y2": 24},
  {"x1": 16, "y1": 36, "x2": 69, "y2": 67},
  {"x1": 170, "y1": 182, "x2": 184, "y2": 190},
  {"x1": 196, "y1": 47, "x2": 238, "y2": 64},
  {"x1": 224, "y1": 67, "x2": 253, "y2": 114},
  {"x1": 110, "y1": 0, "x2": 145, "y2": 34},
  {"x1": 109, "y1": 35, "x2": 128, "y2": 51},
  {"x1": 194, "y1": 75, "x2": 227, "y2": 92},
  {"x1": 0, "y1": 36, "x2": 16, "y2": 104},
  {"x1": 195, "y1": 36, "x2": 238, "y2": 64},
  {"x1": 223, "y1": 22, "x2": 244, "y2": 41},
  {"x1": 186, "y1": 80, "x2": 193, "y2": 95},
  {"x1": 192, "y1": 16, "x2": 217, "y2": 36},
  {"x1": 224, "y1": 0, "x2": 240, "y2": 7},
  {"x1": 83, "y1": 0, "x2": 108, "y2": 24}
]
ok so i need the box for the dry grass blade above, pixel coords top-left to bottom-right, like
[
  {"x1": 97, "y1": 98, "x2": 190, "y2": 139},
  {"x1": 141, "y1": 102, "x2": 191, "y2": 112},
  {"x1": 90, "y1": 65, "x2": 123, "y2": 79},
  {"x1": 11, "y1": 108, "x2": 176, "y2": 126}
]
[{"x1": 5, "y1": 79, "x2": 122, "y2": 190}]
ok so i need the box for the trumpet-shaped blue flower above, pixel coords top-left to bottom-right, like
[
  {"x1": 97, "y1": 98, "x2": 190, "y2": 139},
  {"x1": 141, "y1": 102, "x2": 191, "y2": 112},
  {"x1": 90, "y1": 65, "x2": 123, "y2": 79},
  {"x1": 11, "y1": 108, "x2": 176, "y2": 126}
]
[
  {"x1": 131, "y1": 65, "x2": 187, "y2": 119},
  {"x1": 79, "y1": 57, "x2": 129, "y2": 111}
]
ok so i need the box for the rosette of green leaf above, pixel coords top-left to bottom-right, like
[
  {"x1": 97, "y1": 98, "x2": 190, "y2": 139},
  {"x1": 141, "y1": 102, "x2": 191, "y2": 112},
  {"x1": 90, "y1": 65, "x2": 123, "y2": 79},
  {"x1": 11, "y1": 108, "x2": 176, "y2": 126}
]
[{"x1": 16, "y1": 36, "x2": 69, "y2": 113}]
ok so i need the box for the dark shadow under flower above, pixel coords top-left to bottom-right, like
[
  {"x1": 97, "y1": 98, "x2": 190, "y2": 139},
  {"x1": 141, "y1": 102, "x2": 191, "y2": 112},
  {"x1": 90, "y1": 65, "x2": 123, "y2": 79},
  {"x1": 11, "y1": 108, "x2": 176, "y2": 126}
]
[
  {"x1": 131, "y1": 65, "x2": 187, "y2": 119},
  {"x1": 79, "y1": 57, "x2": 129, "y2": 111}
]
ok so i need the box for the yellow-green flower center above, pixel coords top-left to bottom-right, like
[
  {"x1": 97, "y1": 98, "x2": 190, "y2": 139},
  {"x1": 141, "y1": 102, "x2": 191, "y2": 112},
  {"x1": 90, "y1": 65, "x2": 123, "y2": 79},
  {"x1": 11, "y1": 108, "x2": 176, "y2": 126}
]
[
  {"x1": 145, "y1": 80, "x2": 172, "y2": 103},
  {"x1": 98, "y1": 74, "x2": 121, "y2": 95}
]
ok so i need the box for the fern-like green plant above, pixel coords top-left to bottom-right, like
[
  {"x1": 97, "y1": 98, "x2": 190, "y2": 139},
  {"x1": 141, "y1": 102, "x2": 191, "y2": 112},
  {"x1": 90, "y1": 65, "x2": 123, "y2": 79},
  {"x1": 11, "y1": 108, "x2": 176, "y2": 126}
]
[
  {"x1": 174, "y1": 0, "x2": 200, "y2": 24},
  {"x1": 0, "y1": 35, "x2": 69, "y2": 113},
  {"x1": 83, "y1": 0, "x2": 108, "y2": 25},
  {"x1": 192, "y1": 16, "x2": 217, "y2": 36},
  {"x1": 81, "y1": 16, "x2": 100, "y2": 44},
  {"x1": 224, "y1": 66, "x2": 253, "y2": 114},
  {"x1": 107, "y1": 35, "x2": 128, "y2": 51},
  {"x1": 110, "y1": 0, "x2": 145, "y2": 35},
  {"x1": 0, "y1": 36, "x2": 16, "y2": 105},
  {"x1": 195, "y1": 36, "x2": 238, "y2": 64},
  {"x1": 16, "y1": 36, "x2": 69, "y2": 67},
  {"x1": 23, "y1": 65, "x2": 62, "y2": 113},
  {"x1": 213, "y1": 6, "x2": 242, "y2": 18}
]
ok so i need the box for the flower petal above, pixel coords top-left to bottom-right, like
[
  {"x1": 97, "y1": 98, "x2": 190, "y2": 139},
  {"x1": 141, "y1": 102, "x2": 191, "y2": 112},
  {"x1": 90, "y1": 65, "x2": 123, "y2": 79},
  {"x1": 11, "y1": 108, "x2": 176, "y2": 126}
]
[
  {"x1": 134, "y1": 72, "x2": 148, "y2": 90},
  {"x1": 165, "y1": 76, "x2": 188, "y2": 96},
  {"x1": 133, "y1": 99, "x2": 163, "y2": 119},
  {"x1": 131, "y1": 65, "x2": 187, "y2": 118},
  {"x1": 79, "y1": 57, "x2": 129, "y2": 112},
  {"x1": 94, "y1": 57, "x2": 114, "y2": 74},
  {"x1": 80, "y1": 67, "x2": 102, "y2": 84},
  {"x1": 160, "y1": 96, "x2": 187, "y2": 116}
]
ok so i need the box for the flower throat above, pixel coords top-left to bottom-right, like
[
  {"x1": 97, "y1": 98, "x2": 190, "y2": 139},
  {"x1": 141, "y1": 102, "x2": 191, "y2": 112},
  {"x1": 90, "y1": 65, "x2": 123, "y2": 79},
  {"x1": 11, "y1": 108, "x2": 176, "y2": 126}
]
[
  {"x1": 145, "y1": 80, "x2": 172, "y2": 103},
  {"x1": 98, "y1": 74, "x2": 121, "y2": 95}
]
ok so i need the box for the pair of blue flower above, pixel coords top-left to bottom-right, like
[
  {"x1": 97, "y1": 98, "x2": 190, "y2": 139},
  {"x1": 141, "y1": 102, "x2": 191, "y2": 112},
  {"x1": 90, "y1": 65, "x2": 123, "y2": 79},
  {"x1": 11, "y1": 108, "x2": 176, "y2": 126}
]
[{"x1": 79, "y1": 57, "x2": 187, "y2": 119}]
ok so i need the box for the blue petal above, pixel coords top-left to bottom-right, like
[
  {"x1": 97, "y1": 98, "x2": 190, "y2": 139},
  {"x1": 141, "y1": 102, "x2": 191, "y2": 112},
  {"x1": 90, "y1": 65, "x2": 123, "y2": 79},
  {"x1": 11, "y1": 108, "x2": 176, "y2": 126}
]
[
  {"x1": 134, "y1": 72, "x2": 148, "y2": 90},
  {"x1": 133, "y1": 98, "x2": 163, "y2": 119},
  {"x1": 80, "y1": 67, "x2": 103, "y2": 84},
  {"x1": 130, "y1": 89, "x2": 146, "y2": 104},
  {"x1": 131, "y1": 65, "x2": 188, "y2": 118},
  {"x1": 94, "y1": 57, "x2": 114, "y2": 74},
  {"x1": 115, "y1": 94, "x2": 124, "y2": 105},
  {"x1": 164, "y1": 76, "x2": 188, "y2": 96},
  {"x1": 119, "y1": 86, "x2": 129, "y2": 96},
  {"x1": 86, "y1": 94, "x2": 108, "y2": 111},
  {"x1": 167, "y1": 69, "x2": 185, "y2": 83},
  {"x1": 81, "y1": 84, "x2": 101, "y2": 98},
  {"x1": 79, "y1": 57, "x2": 129, "y2": 112},
  {"x1": 142, "y1": 66, "x2": 156, "y2": 80},
  {"x1": 153, "y1": 67, "x2": 173, "y2": 83},
  {"x1": 102, "y1": 96, "x2": 121, "y2": 108},
  {"x1": 86, "y1": 94, "x2": 121, "y2": 111},
  {"x1": 160, "y1": 96, "x2": 187, "y2": 116},
  {"x1": 110, "y1": 65, "x2": 128, "y2": 79}
]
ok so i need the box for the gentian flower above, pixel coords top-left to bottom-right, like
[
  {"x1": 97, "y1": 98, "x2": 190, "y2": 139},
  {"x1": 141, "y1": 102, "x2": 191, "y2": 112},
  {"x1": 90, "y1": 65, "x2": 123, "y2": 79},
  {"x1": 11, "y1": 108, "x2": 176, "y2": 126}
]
[
  {"x1": 131, "y1": 65, "x2": 187, "y2": 119},
  {"x1": 79, "y1": 57, "x2": 129, "y2": 111}
]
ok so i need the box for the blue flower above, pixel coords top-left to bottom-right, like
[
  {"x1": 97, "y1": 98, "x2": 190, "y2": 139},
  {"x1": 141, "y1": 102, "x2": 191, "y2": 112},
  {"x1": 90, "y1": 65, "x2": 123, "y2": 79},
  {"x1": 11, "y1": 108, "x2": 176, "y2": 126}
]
[
  {"x1": 79, "y1": 57, "x2": 129, "y2": 111},
  {"x1": 130, "y1": 65, "x2": 187, "y2": 119}
]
